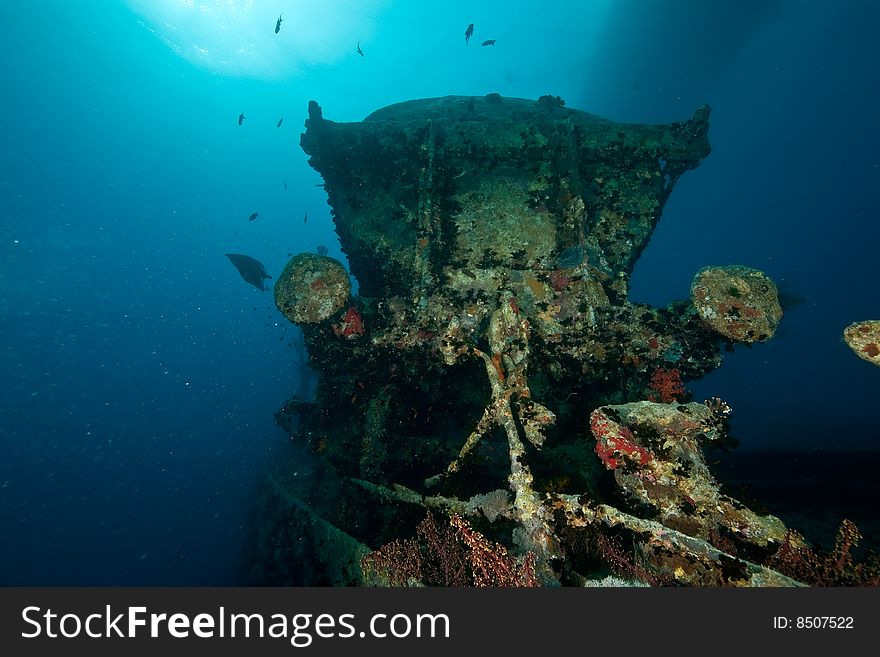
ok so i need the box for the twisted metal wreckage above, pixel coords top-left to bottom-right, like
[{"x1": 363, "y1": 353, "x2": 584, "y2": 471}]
[{"x1": 262, "y1": 95, "x2": 805, "y2": 586}]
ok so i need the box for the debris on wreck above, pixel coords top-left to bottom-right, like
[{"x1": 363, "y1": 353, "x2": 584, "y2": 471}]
[
  {"x1": 691, "y1": 265, "x2": 783, "y2": 343},
  {"x1": 589, "y1": 402, "x2": 795, "y2": 579},
  {"x1": 255, "y1": 94, "x2": 816, "y2": 586},
  {"x1": 843, "y1": 320, "x2": 880, "y2": 367},
  {"x1": 274, "y1": 252, "x2": 351, "y2": 324}
]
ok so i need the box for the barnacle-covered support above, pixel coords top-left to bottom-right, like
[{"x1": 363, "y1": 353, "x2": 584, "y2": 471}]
[
  {"x1": 551, "y1": 496, "x2": 803, "y2": 586},
  {"x1": 426, "y1": 294, "x2": 561, "y2": 582},
  {"x1": 589, "y1": 401, "x2": 791, "y2": 548}
]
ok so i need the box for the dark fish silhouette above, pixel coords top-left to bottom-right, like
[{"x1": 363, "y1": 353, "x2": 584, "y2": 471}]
[
  {"x1": 238, "y1": 112, "x2": 245, "y2": 125},
  {"x1": 465, "y1": 23, "x2": 474, "y2": 44},
  {"x1": 283, "y1": 181, "x2": 288, "y2": 190},
  {"x1": 275, "y1": 13, "x2": 283, "y2": 34},
  {"x1": 316, "y1": 245, "x2": 328, "y2": 256},
  {"x1": 481, "y1": 39, "x2": 497, "y2": 47},
  {"x1": 304, "y1": 212, "x2": 308, "y2": 224},
  {"x1": 777, "y1": 282, "x2": 807, "y2": 311},
  {"x1": 356, "y1": 41, "x2": 364, "y2": 57},
  {"x1": 225, "y1": 253, "x2": 271, "y2": 291},
  {"x1": 277, "y1": 117, "x2": 283, "y2": 128},
  {"x1": 248, "y1": 212, "x2": 259, "y2": 222}
]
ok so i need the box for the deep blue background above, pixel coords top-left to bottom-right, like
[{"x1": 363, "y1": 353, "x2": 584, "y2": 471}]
[{"x1": 1, "y1": 1, "x2": 877, "y2": 584}]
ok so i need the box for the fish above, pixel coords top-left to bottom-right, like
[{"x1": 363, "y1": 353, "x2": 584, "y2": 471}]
[
  {"x1": 283, "y1": 181, "x2": 288, "y2": 190},
  {"x1": 277, "y1": 117, "x2": 283, "y2": 128},
  {"x1": 248, "y1": 212, "x2": 259, "y2": 222},
  {"x1": 225, "y1": 253, "x2": 272, "y2": 291},
  {"x1": 275, "y1": 13, "x2": 283, "y2": 34},
  {"x1": 481, "y1": 39, "x2": 497, "y2": 47},
  {"x1": 465, "y1": 23, "x2": 474, "y2": 44},
  {"x1": 777, "y1": 282, "x2": 807, "y2": 311},
  {"x1": 238, "y1": 112, "x2": 245, "y2": 125},
  {"x1": 316, "y1": 245, "x2": 328, "y2": 256},
  {"x1": 356, "y1": 41, "x2": 364, "y2": 57},
  {"x1": 304, "y1": 212, "x2": 308, "y2": 224}
]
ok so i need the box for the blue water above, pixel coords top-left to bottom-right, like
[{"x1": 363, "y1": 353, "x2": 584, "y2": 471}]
[{"x1": 1, "y1": 1, "x2": 878, "y2": 584}]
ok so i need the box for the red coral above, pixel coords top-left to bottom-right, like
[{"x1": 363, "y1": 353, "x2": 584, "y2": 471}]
[
  {"x1": 361, "y1": 511, "x2": 538, "y2": 587},
  {"x1": 333, "y1": 306, "x2": 364, "y2": 337},
  {"x1": 649, "y1": 367, "x2": 686, "y2": 403},
  {"x1": 595, "y1": 532, "x2": 662, "y2": 586},
  {"x1": 590, "y1": 409, "x2": 653, "y2": 470}
]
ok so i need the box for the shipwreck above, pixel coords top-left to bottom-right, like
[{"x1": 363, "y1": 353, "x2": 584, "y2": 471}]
[{"x1": 251, "y1": 94, "x2": 838, "y2": 587}]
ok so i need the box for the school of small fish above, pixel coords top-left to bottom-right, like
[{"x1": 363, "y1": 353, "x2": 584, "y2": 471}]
[{"x1": 229, "y1": 18, "x2": 497, "y2": 293}]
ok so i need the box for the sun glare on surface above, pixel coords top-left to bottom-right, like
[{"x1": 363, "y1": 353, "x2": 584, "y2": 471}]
[{"x1": 125, "y1": 0, "x2": 386, "y2": 79}]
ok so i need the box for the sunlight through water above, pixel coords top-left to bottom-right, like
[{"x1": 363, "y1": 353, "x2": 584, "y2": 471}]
[{"x1": 125, "y1": 0, "x2": 387, "y2": 79}]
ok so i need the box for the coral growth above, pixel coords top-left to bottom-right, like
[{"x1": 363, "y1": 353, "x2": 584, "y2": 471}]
[
  {"x1": 591, "y1": 408, "x2": 653, "y2": 470},
  {"x1": 333, "y1": 306, "x2": 365, "y2": 338},
  {"x1": 767, "y1": 520, "x2": 880, "y2": 586},
  {"x1": 843, "y1": 320, "x2": 880, "y2": 367},
  {"x1": 648, "y1": 367, "x2": 687, "y2": 403},
  {"x1": 690, "y1": 265, "x2": 782, "y2": 343},
  {"x1": 274, "y1": 253, "x2": 351, "y2": 323},
  {"x1": 361, "y1": 511, "x2": 538, "y2": 587}
]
